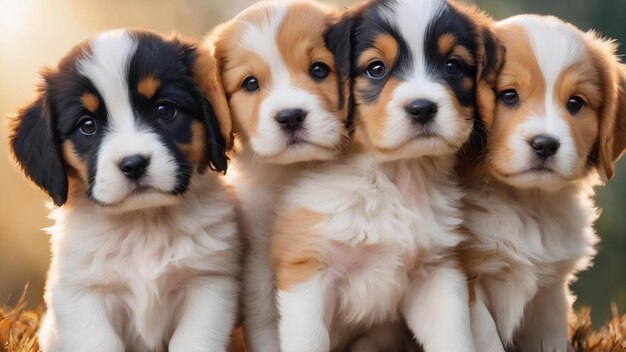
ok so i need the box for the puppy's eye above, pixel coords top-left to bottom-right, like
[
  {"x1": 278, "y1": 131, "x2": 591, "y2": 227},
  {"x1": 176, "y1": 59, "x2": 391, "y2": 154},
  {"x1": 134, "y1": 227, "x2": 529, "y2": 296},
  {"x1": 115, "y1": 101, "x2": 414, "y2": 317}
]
[
  {"x1": 310, "y1": 62, "x2": 330, "y2": 80},
  {"x1": 78, "y1": 117, "x2": 97, "y2": 136},
  {"x1": 155, "y1": 102, "x2": 177, "y2": 120},
  {"x1": 445, "y1": 58, "x2": 464, "y2": 78},
  {"x1": 366, "y1": 61, "x2": 386, "y2": 79},
  {"x1": 243, "y1": 76, "x2": 259, "y2": 92},
  {"x1": 566, "y1": 96, "x2": 584, "y2": 115},
  {"x1": 499, "y1": 89, "x2": 520, "y2": 106}
]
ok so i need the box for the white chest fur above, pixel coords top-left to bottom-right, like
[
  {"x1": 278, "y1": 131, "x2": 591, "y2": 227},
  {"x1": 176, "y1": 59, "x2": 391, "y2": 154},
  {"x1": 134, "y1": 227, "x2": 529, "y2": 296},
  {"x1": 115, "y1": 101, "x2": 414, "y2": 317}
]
[
  {"x1": 462, "y1": 180, "x2": 599, "y2": 344},
  {"x1": 45, "y1": 174, "x2": 240, "y2": 351},
  {"x1": 279, "y1": 155, "x2": 464, "y2": 336}
]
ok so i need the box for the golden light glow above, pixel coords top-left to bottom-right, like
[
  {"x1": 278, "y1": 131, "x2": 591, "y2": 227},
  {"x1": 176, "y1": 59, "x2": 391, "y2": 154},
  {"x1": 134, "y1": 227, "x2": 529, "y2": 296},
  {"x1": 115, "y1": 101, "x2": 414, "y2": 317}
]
[{"x1": 0, "y1": 0, "x2": 34, "y2": 35}]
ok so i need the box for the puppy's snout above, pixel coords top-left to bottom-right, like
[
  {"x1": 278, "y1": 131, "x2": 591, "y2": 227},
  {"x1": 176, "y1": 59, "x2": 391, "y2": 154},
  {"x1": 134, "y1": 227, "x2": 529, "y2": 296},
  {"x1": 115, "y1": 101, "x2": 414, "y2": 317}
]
[
  {"x1": 405, "y1": 99, "x2": 438, "y2": 125},
  {"x1": 119, "y1": 154, "x2": 150, "y2": 180},
  {"x1": 275, "y1": 108, "x2": 307, "y2": 131},
  {"x1": 530, "y1": 135, "x2": 560, "y2": 160}
]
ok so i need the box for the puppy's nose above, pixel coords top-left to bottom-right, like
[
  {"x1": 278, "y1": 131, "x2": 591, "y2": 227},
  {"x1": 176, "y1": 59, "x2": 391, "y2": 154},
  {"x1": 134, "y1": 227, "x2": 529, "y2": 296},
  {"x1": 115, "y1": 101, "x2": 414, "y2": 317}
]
[
  {"x1": 530, "y1": 135, "x2": 560, "y2": 160},
  {"x1": 119, "y1": 155, "x2": 150, "y2": 180},
  {"x1": 275, "y1": 109, "x2": 307, "y2": 131},
  {"x1": 405, "y1": 99, "x2": 438, "y2": 125}
]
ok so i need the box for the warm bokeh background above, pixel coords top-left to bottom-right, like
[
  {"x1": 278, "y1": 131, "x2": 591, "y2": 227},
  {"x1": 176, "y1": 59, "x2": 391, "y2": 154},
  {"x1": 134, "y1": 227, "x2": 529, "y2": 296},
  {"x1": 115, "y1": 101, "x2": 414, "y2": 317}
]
[{"x1": 1, "y1": 0, "x2": 624, "y2": 327}]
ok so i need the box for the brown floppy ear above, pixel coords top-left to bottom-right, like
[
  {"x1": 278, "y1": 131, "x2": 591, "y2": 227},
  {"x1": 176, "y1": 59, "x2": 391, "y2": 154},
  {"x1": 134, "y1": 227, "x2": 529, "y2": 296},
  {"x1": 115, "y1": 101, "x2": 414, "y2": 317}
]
[
  {"x1": 587, "y1": 30, "x2": 626, "y2": 179},
  {"x1": 193, "y1": 40, "x2": 233, "y2": 150},
  {"x1": 599, "y1": 63, "x2": 626, "y2": 179},
  {"x1": 473, "y1": 18, "x2": 504, "y2": 130},
  {"x1": 8, "y1": 76, "x2": 68, "y2": 206}
]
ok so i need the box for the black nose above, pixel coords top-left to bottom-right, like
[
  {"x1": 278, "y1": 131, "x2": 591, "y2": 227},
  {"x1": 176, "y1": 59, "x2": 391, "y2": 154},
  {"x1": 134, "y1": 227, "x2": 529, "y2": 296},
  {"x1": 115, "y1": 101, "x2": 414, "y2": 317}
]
[
  {"x1": 275, "y1": 109, "x2": 307, "y2": 131},
  {"x1": 405, "y1": 99, "x2": 438, "y2": 124},
  {"x1": 530, "y1": 135, "x2": 560, "y2": 159},
  {"x1": 119, "y1": 155, "x2": 150, "y2": 180}
]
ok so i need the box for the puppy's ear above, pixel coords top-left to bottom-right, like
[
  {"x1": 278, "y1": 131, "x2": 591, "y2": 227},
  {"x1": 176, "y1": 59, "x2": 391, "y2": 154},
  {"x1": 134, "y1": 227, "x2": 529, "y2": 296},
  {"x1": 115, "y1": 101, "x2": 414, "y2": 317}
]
[
  {"x1": 8, "y1": 79, "x2": 68, "y2": 206},
  {"x1": 325, "y1": 9, "x2": 358, "y2": 125},
  {"x1": 175, "y1": 36, "x2": 231, "y2": 174},
  {"x1": 599, "y1": 62, "x2": 626, "y2": 179},
  {"x1": 586, "y1": 32, "x2": 626, "y2": 180},
  {"x1": 473, "y1": 13, "x2": 504, "y2": 130},
  {"x1": 193, "y1": 42, "x2": 233, "y2": 151}
]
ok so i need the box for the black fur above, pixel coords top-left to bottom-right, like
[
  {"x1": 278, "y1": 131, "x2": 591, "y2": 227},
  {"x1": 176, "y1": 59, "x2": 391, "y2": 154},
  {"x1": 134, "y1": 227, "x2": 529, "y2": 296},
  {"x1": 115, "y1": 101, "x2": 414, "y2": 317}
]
[
  {"x1": 9, "y1": 30, "x2": 228, "y2": 207},
  {"x1": 9, "y1": 93, "x2": 68, "y2": 206}
]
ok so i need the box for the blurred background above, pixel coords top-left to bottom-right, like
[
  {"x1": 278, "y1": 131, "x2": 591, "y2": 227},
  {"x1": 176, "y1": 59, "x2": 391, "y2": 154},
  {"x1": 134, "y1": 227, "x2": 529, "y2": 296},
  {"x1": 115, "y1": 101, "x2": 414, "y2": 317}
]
[{"x1": 0, "y1": 0, "x2": 624, "y2": 327}]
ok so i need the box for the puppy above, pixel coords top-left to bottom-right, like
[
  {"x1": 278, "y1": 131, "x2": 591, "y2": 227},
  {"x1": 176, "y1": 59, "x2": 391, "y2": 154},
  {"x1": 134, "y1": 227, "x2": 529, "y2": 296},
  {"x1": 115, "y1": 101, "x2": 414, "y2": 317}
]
[
  {"x1": 211, "y1": 1, "x2": 351, "y2": 350},
  {"x1": 270, "y1": 0, "x2": 502, "y2": 351},
  {"x1": 8, "y1": 29, "x2": 240, "y2": 352},
  {"x1": 459, "y1": 15, "x2": 626, "y2": 352}
]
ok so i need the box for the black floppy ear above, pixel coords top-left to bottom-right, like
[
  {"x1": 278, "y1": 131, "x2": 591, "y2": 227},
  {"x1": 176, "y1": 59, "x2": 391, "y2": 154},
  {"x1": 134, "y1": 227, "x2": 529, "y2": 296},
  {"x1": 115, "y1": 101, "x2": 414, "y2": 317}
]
[
  {"x1": 325, "y1": 10, "x2": 357, "y2": 125},
  {"x1": 8, "y1": 88, "x2": 68, "y2": 206},
  {"x1": 200, "y1": 98, "x2": 228, "y2": 174}
]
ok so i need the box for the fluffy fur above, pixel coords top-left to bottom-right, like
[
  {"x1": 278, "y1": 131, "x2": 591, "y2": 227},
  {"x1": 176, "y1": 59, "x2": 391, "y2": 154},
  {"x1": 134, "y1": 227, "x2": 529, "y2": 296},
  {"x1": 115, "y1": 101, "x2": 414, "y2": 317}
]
[
  {"x1": 269, "y1": 0, "x2": 502, "y2": 351},
  {"x1": 8, "y1": 29, "x2": 240, "y2": 352},
  {"x1": 459, "y1": 15, "x2": 626, "y2": 352},
  {"x1": 210, "y1": 2, "x2": 351, "y2": 350}
]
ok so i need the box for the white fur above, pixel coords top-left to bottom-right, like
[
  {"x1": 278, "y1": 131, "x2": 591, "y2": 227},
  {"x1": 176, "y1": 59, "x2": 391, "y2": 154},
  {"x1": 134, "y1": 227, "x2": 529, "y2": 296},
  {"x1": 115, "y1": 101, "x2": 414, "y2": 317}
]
[
  {"x1": 78, "y1": 31, "x2": 180, "y2": 208},
  {"x1": 493, "y1": 15, "x2": 586, "y2": 190},
  {"x1": 236, "y1": 3, "x2": 345, "y2": 164},
  {"x1": 220, "y1": 3, "x2": 349, "y2": 350},
  {"x1": 372, "y1": 0, "x2": 472, "y2": 162},
  {"x1": 275, "y1": 155, "x2": 474, "y2": 351},
  {"x1": 464, "y1": 180, "x2": 598, "y2": 352},
  {"x1": 38, "y1": 173, "x2": 241, "y2": 352}
]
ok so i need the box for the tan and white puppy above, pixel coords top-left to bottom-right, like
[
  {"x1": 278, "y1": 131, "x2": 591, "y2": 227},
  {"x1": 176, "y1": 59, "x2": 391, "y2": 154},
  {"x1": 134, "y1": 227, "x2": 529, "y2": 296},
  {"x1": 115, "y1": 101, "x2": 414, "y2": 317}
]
[
  {"x1": 459, "y1": 15, "x2": 626, "y2": 352},
  {"x1": 211, "y1": 1, "x2": 351, "y2": 350},
  {"x1": 270, "y1": 0, "x2": 502, "y2": 351},
  {"x1": 8, "y1": 29, "x2": 240, "y2": 352}
]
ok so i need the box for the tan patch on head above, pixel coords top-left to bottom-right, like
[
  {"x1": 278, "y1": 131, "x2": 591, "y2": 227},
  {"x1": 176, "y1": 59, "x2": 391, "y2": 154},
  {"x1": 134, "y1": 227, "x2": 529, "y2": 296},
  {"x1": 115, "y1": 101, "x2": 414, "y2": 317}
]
[
  {"x1": 487, "y1": 23, "x2": 546, "y2": 175},
  {"x1": 272, "y1": 209, "x2": 324, "y2": 290},
  {"x1": 80, "y1": 93, "x2": 99, "y2": 113},
  {"x1": 214, "y1": 1, "x2": 347, "y2": 147},
  {"x1": 137, "y1": 75, "x2": 161, "y2": 99},
  {"x1": 438, "y1": 33, "x2": 457, "y2": 57},
  {"x1": 555, "y1": 55, "x2": 602, "y2": 170},
  {"x1": 358, "y1": 33, "x2": 399, "y2": 69},
  {"x1": 177, "y1": 120, "x2": 207, "y2": 166},
  {"x1": 62, "y1": 141, "x2": 88, "y2": 181},
  {"x1": 353, "y1": 76, "x2": 401, "y2": 149}
]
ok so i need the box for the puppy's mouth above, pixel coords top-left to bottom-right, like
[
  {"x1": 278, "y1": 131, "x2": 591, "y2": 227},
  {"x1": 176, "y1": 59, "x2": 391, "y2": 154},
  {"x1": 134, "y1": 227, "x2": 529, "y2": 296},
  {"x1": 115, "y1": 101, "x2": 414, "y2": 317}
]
[
  {"x1": 495, "y1": 166, "x2": 557, "y2": 178},
  {"x1": 90, "y1": 186, "x2": 177, "y2": 208}
]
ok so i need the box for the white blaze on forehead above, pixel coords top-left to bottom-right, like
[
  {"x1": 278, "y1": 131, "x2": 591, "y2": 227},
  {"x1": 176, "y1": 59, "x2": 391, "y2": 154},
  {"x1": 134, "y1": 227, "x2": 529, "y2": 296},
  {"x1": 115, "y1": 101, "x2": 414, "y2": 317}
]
[
  {"x1": 380, "y1": 0, "x2": 446, "y2": 79},
  {"x1": 78, "y1": 29, "x2": 138, "y2": 133},
  {"x1": 501, "y1": 15, "x2": 584, "y2": 128},
  {"x1": 239, "y1": 2, "x2": 290, "y2": 86}
]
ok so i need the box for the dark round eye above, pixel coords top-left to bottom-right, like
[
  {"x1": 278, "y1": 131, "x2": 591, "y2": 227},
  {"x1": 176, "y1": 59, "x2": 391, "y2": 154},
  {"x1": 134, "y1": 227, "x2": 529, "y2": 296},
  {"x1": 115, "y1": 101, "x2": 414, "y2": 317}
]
[
  {"x1": 445, "y1": 58, "x2": 464, "y2": 77},
  {"x1": 243, "y1": 76, "x2": 259, "y2": 92},
  {"x1": 78, "y1": 117, "x2": 97, "y2": 135},
  {"x1": 366, "y1": 61, "x2": 386, "y2": 79},
  {"x1": 499, "y1": 89, "x2": 520, "y2": 106},
  {"x1": 155, "y1": 102, "x2": 177, "y2": 120},
  {"x1": 310, "y1": 62, "x2": 330, "y2": 80},
  {"x1": 566, "y1": 96, "x2": 584, "y2": 115}
]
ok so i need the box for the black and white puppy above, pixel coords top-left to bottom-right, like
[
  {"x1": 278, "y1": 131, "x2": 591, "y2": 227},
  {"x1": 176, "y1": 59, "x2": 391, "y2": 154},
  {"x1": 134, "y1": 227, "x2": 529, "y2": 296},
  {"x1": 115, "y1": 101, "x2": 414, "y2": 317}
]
[{"x1": 9, "y1": 29, "x2": 239, "y2": 352}]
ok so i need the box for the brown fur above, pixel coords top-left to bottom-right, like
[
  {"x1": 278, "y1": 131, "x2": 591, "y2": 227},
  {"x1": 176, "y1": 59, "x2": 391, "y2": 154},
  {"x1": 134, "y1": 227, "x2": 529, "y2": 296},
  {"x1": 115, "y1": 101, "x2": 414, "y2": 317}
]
[
  {"x1": 137, "y1": 76, "x2": 161, "y2": 99},
  {"x1": 213, "y1": 1, "x2": 347, "y2": 146},
  {"x1": 177, "y1": 121, "x2": 207, "y2": 166},
  {"x1": 194, "y1": 42, "x2": 233, "y2": 149},
  {"x1": 80, "y1": 92, "x2": 100, "y2": 113},
  {"x1": 272, "y1": 209, "x2": 324, "y2": 290}
]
